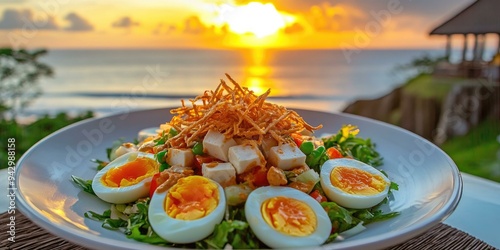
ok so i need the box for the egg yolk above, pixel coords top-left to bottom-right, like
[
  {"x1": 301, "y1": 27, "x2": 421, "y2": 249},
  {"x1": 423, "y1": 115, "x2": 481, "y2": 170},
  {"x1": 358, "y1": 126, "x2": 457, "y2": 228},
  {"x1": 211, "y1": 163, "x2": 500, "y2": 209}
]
[
  {"x1": 261, "y1": 196, "x2": 316, "y2": 237},
  {"x1": 165, "y1": 176, "x2": 219, "y2": 220},
  {"x1": 330, "y1": 166, "x2": 386, "y2": 195},
  {"x1": 101, "y1": 157, "x2": 158, "y2": 187}
]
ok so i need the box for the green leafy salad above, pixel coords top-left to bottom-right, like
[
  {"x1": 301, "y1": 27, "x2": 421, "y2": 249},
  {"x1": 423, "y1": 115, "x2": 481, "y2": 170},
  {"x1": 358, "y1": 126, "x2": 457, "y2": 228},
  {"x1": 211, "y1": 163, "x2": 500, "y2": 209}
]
[{"x1": 72, "y1": 75, "x2": 399, "y2": 249}]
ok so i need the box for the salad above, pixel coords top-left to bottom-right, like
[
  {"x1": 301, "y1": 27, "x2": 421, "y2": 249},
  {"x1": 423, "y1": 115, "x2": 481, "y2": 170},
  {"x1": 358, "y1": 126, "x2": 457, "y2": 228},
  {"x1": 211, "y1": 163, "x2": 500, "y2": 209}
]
[{"x1": 72, "y1": 74, "x2": 399, "y2": 249}]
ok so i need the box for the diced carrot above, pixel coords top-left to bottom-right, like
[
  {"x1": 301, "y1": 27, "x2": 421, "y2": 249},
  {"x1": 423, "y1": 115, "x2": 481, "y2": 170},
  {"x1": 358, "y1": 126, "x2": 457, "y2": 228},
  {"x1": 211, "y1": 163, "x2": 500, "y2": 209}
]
[
  {"x1": 310, "y1": 190, "x2": 327, "y2": 203},
  {"x1": 149, "y1": 173, "x2": 161, "y2": 198},
  {"x1": 291, "y1": 133, "x2": 303, "y2": 147},
  {"x1": 326, "y1": 147, "x2": 343, "y2": 159}
]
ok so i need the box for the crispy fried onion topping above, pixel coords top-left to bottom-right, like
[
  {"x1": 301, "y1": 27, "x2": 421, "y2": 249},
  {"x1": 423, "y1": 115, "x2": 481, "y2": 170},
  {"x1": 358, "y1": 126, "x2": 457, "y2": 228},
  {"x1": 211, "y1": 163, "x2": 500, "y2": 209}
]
[{"x1": 167, "y1": 74, "x2": 322, "y2": 148}]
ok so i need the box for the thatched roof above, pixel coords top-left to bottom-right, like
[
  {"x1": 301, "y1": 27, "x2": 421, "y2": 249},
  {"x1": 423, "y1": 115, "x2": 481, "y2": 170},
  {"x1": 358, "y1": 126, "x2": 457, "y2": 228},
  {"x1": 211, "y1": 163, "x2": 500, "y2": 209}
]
[{"x1": 430, "y1": 0, "x2": 500, "y2": 35}]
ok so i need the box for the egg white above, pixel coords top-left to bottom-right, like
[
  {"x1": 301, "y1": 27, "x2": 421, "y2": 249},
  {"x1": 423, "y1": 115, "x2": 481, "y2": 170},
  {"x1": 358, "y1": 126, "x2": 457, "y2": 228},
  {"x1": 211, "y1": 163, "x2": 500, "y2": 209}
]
[
  {"x1": 148, "y1": 177, "x2": 226, "y2": 244},
  {"x1": 245, "y1": 186, "x2": 332, "y2": 249},
  {"x1": 320, "y1": 158, "x2": 390, "y2": 209},
  {"x1": 92, "y1": 152, "x2": 157, "y2": 204}
]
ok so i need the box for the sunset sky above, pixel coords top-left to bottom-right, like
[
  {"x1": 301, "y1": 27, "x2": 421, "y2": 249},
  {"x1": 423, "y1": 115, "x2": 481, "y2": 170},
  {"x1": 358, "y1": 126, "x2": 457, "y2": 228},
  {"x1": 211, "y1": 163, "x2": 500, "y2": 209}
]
[{"x1": 0, "y1": 0, "x2": 487, "y2": 50}]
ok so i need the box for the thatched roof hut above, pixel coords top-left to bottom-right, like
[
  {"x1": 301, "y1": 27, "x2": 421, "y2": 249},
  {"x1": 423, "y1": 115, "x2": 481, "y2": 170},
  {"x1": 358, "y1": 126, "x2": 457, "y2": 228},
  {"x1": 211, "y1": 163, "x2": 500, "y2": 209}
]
[{"x1": 430, "y1": 0, "x2": 500, "y2": 62}]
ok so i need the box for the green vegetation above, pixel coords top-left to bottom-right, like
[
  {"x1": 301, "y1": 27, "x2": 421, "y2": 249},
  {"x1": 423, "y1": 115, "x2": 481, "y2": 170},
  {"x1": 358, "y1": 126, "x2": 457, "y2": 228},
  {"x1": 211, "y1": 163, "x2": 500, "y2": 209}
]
[
  {"x1": 392, "y1": 54, "x2": 500, "y2": 183},
  {"x1": 394, "y1": 54, "x2": 447, "y2": 75},
  {"x1": 402, "y1": 74, "x2": 460, "y2": 101},
  {"x1": 0, "y1": 48, "x2": 53, "y2": 120},
  {"x1": 394, "y1": 54, "x2": 460, "y2": 101},
  {"x1": 0, "y1": 47, "x2": 86, "y2": 169},
  {"x1": 406, "y1": 76, "x2": 500, "y2": 182},
  {"x1": 441, "y1": 120, "x2": 500, "y2": 182},
  {"x1": 1, "y1": 112, "x2": 94, "y2": 169}
]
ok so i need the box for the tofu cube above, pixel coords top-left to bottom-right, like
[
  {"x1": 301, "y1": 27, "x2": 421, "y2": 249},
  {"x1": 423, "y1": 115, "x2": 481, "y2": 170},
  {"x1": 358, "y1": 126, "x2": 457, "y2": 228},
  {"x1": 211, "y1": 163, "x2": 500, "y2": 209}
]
[
  {"x1": 269, "y1": 143, "x2": 306, "y2": 170},
  {"x1": 203, "y1": 130, "x2": 237, "y2": 161},
  {"x1": 202, "y1": 162, "x2": 236, "y2": 187},
  {"x1": 111, "y1": 143, "x2": 137, "y2": 161},
  {"x1": 228, "y1": 142, "x2": 266, "y2": 174},
  {"x1": 167, "y1": 148, "x2": 194, "y2": 167},
  {"x1": 260, "y1": 136, "x2": 278, "y2": 158}
]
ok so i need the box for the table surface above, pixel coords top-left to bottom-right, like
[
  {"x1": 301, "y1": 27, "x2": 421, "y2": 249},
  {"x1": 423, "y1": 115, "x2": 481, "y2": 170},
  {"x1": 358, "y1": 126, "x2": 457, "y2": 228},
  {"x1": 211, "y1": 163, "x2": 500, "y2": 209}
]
[{"x1": 1, "y1": 168, "x2": 499, "y2": 248}]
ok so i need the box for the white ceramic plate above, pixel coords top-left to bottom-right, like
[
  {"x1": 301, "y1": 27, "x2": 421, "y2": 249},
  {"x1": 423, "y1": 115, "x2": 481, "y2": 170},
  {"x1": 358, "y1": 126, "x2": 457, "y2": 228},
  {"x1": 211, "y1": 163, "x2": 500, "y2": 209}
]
[{"x1": 15, "y1": 108, "x2": 462, "y2": 250}]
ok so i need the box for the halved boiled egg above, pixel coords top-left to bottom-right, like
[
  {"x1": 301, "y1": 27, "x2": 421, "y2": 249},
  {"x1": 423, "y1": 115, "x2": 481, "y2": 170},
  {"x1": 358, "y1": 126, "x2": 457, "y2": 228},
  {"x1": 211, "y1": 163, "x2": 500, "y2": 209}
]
[
  {"x1": 320, "y1": 158, "x2": 390, "y2": 209},
  {"x1": 245, "y1": 186, "x2": 332, "y2": 249},
  {"x1": 92, "y1": 152, "x2": 158, "y2": 204},
  {"x1": 149, "y1": 175, "x2": 226, "y2": 244}
]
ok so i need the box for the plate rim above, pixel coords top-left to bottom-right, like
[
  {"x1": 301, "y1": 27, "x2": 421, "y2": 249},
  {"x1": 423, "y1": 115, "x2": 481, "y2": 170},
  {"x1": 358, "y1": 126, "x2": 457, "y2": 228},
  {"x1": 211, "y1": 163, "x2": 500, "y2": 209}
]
[{"x1": 15, "y1": 107, "x2": 463, "y2": 250}]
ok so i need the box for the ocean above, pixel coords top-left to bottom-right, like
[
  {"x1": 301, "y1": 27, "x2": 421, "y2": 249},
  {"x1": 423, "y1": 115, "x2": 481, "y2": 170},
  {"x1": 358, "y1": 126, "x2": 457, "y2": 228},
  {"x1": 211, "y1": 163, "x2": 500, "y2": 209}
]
[{"x1": 26, "y1": 49, "x2": 443, "y2": 119}]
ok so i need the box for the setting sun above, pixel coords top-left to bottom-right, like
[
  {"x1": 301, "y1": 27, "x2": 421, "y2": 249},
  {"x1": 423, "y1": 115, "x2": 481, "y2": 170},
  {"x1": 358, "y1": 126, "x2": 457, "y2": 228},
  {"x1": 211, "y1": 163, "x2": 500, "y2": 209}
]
[{"x1": 217, "y1": 2, "x2": 294, "y2": 38}]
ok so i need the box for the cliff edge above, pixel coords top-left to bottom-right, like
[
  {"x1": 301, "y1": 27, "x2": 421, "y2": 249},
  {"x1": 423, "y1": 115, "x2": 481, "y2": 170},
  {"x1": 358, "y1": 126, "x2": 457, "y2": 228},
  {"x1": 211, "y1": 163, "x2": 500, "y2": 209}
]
[{"x1": 343, "y1": 74, "x2": 500, "y2": 144}]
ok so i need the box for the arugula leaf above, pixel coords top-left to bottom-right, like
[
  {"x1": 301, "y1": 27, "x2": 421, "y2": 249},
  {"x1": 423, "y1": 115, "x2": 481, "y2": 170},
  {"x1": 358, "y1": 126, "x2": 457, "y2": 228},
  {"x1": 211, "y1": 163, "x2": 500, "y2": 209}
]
[
  {"x1": 325, "y1": 232, "x2": 339, "y2": 244},
  {"x1": 321, "y1": 202, "x2": 356, "y2": 233},
  {"x1": 85, "y1": 210, "x2": 111, "y2": 221},
  {"x1": 390, "y1": 181, "x2": 399, "y2": 191},
  {"x1": 123, "y1": 202, "x2": 168, "y2": 245},
  {"x1": 71, "y1": 175, "x2": 95, "y2": 195},
  {"x1": 127, "y1": 226, "x2": 167, "y2": 244},
  {"x1": 321, "y1": 198, "x2": 400, "y2": 240},
  {"x1": 104, "y1": 218, "x2": 128, "y2": 230},
  {"x1": 84, "y1": 200, "x2": 169, "y2": 245},
  {"x1": 200, "y1": 220, "x2": 261, "y2": 249},
  {"x1": 84, "y1": 210, "x2": 127, "y2": 229},
  {"x1": 364, "y1": 211, "x2": 400, "y2": 224},
  {"x1": 322, "y1": 125, "x2": 383, "y2": 167},
  {"x1": 90, "y1": 158, "x2": 108, "y2": 171},
  {"x1": 199, "y1": 206, "x2": 261, "y2": 249}
]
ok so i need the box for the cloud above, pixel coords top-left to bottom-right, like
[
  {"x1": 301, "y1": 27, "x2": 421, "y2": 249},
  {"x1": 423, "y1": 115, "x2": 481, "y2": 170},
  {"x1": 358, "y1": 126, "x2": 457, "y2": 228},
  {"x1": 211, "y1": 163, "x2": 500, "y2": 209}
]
[
  {"x1": 64, "y1": 12, "x2": 93, "y2": 31},
  {"x1": 182, "y1": 15, "x2": 228, "y2": 37},
  {"x1": 0, "y1": 9, "x2": 59, "y2": 30},
  {"x1": 152, "y1": 16, "x2": 223, "y2": 36},
  {"x1": 304, "y1": 2, "x2": 367, "y2": 32},
  {"x1": 236, "y1": 0, "x2": 471, "y2": 19},
  {"x1": 112, "y1": 16, "x2": 140, "y2": 28},
  {"x1": 231, "y1": 0, "x2": 472, "y2": 33},
  {"x1": 43, "y1": 16, "x2": 59, "y2": 29},
  {"x1": 153, "y1": 22, "x2": 176, "y2": 35},
  {"x1": 183, "y1": 15, "x2": 207, "y2": 34},
  {"x1": 231, "y1": 0, "x2": 330, "y2": 13},
  {"x1": 283, "y1": 22, "x2": 305, "y2": 34},
  {"x1": 336, "y1": 0, "x2": 472, "y2": 19}
]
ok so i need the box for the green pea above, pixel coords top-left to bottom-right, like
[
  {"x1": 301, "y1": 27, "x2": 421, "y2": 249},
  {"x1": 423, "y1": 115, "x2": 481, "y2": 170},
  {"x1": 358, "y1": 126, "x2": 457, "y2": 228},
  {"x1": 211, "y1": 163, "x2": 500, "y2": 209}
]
[
  {"x1": 300, "y1": 141, "x2": 314, "y2": 155},
  {"x1": 192, "y1": 142, "x2": 204, "y2": 155},
  {"x1": 169, "y1": 128, "x2": 178, "y2": 137},
  {"x1": 306, "y1": 154, "x2": 317, "y2": 167},
  {"x1": 156, "y1": 150, "x2": 167, "y2": 163},
  {"x1": 160, "y1": 162, "x2": 170, "y2": 172},
  {"x1": 155, "y1": 137, "x2": 165, "y2": 146},
  {"x1": 315, "y1": 146, "x2": 326, "y2": 154},
  {"x1": 306, "y1": 146, "x2": 326, "y2": 166}
]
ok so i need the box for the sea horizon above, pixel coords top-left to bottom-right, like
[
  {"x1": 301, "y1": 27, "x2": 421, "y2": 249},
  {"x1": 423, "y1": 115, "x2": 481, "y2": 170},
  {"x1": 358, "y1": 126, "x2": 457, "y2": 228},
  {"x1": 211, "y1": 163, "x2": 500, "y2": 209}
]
[{"x1": 20, "y1": 47, "x2": 484, "y2": 121}]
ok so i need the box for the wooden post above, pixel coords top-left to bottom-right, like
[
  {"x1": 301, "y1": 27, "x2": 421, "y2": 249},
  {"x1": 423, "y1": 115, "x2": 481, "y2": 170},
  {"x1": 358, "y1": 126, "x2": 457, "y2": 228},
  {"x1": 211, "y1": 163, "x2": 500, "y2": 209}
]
[
  {"x1": 473, "y1": 34, "x2": 479, "y2": 61},
  {"x1": 478, "y1": 34, "x2": 485, "y2": 61},
  {"x1": 462, "y1": 34, "x2": 468, "y2": 61},
  {"x1": 498, "y1": 33, "x2": 500, "y2": 53},
  {"x1": 495, "y1": 33, "x2": 500, "y2": 85},
  {"x1": 445, "y1": 35, "x2": 452, "y2": 61}
]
